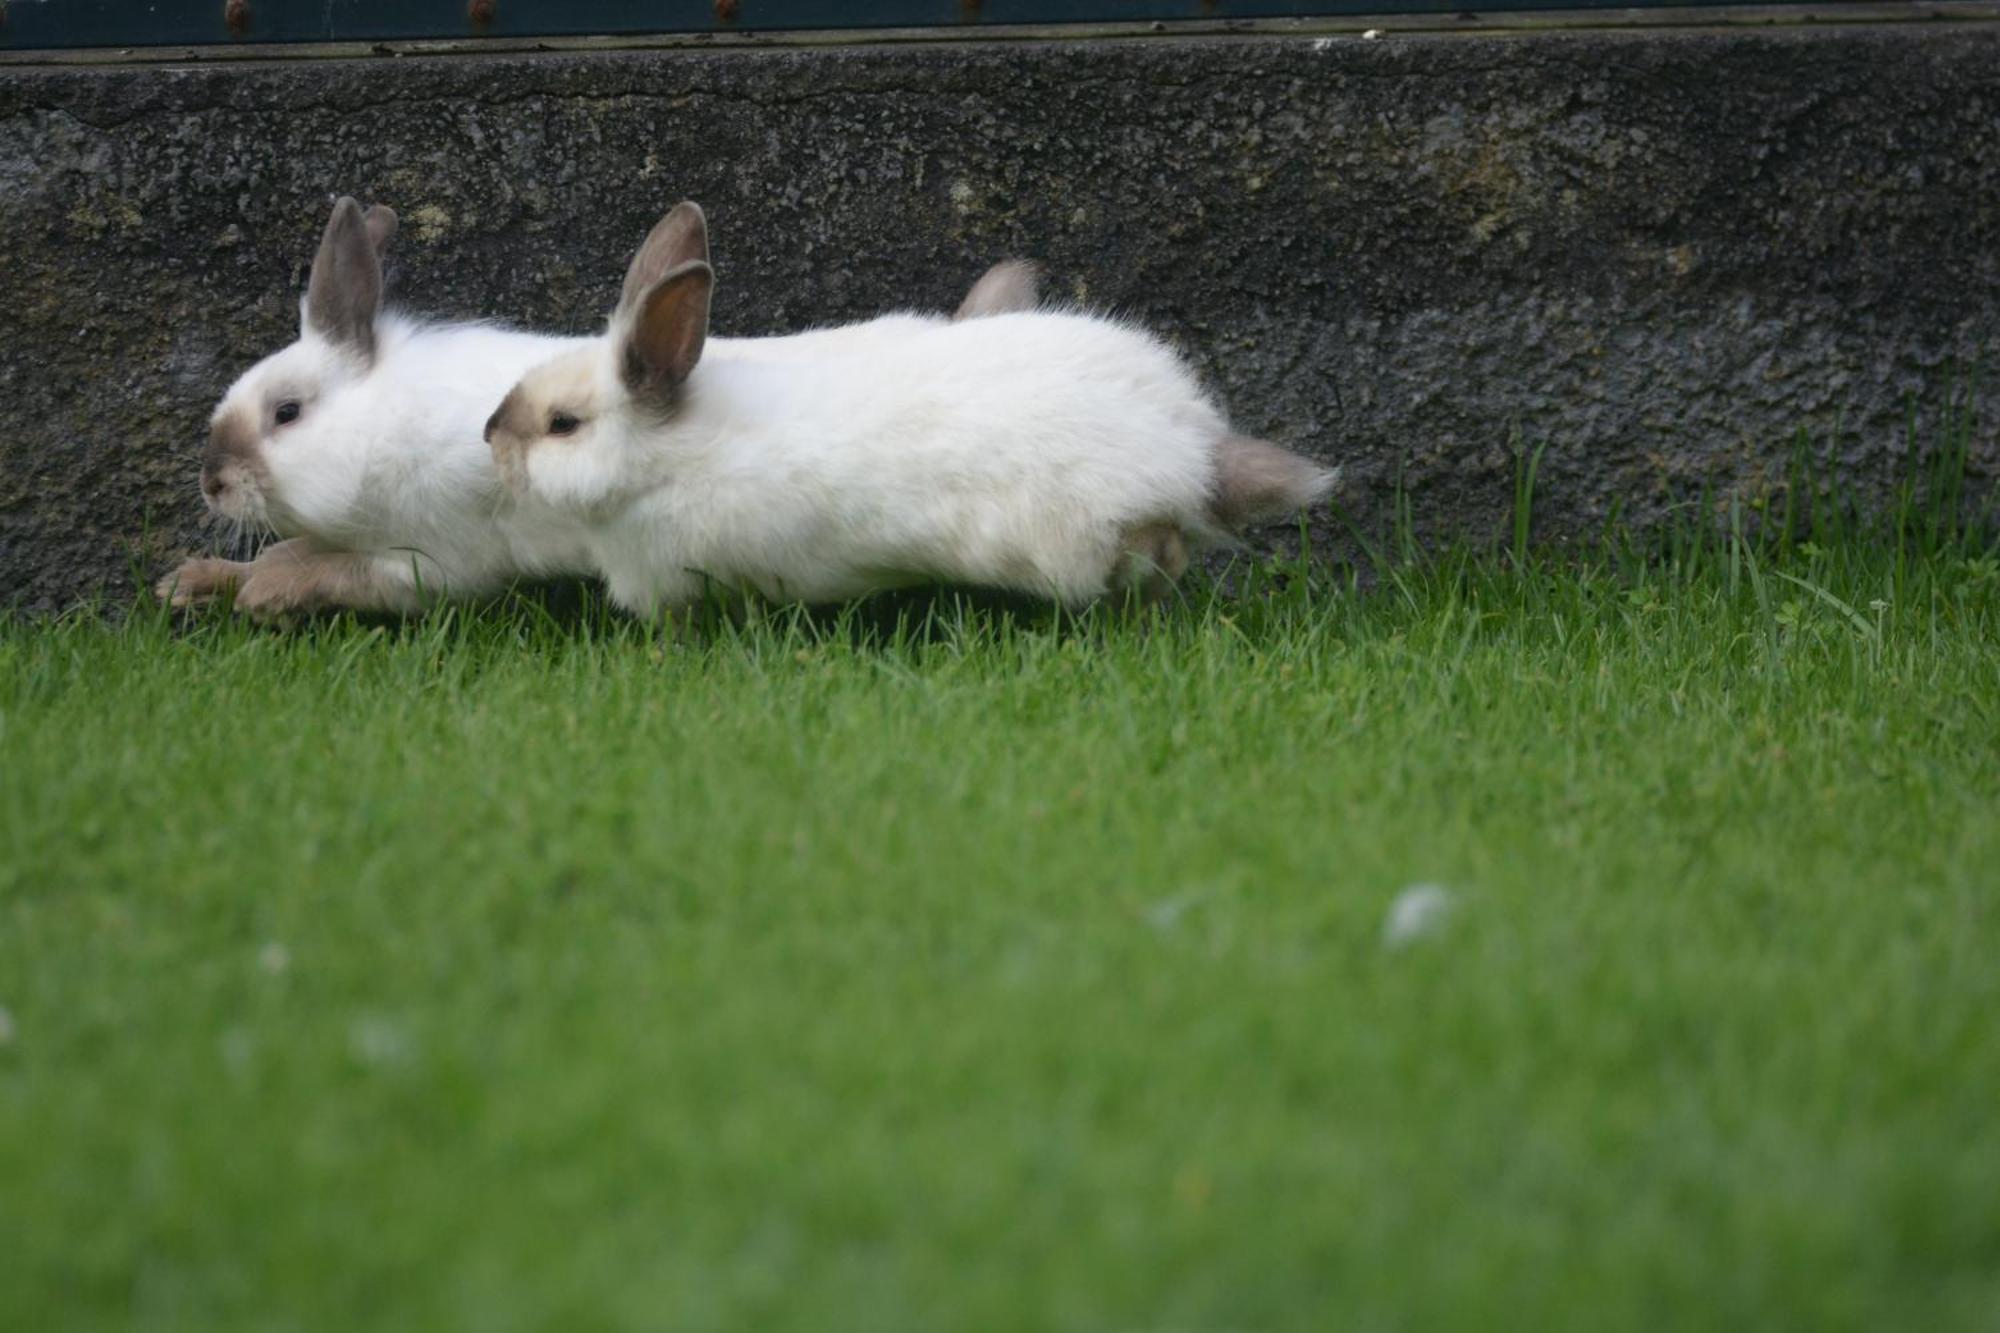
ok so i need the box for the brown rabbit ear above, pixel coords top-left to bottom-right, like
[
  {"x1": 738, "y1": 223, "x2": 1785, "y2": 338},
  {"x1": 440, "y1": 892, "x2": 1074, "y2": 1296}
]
[
  {"x1": 306, "y1": 196, "x2": 383, "y2": 361},
  {"x1": 619, "y1": 202, "x2": 709, "y2": 315},
  {"x1": 361, "y1": 204, "x2": 398, "y2": 258},
  {"x1": 621, "y1": 259, "x2": 712, "y2": 399},
  {"x1": 954, "y1": 259, "x2": 1043, "y2": 321}
]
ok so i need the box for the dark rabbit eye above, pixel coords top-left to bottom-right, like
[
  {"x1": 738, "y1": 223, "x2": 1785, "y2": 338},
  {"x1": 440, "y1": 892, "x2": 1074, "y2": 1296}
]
[
  {"x1": 274, "y1": 400, "x2": 302, "y2": 426},
  {"x1": 549, "y1": 412, "x2": 581, "y2": 437}
]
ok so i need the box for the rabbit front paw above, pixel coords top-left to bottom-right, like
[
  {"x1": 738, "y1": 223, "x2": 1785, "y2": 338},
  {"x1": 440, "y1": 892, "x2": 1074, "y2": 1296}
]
[{"x1": 155, "y1": 557, "x2": 253, "y2": 608}]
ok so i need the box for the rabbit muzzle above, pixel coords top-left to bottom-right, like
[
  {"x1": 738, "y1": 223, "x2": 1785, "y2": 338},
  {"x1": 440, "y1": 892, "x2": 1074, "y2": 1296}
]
[
  {"x1": 484, "y1": 395, "x2": 537, "y2": 498},
  {"x1": 200, "y1": 408, "x2": 271, "y2": 523}
]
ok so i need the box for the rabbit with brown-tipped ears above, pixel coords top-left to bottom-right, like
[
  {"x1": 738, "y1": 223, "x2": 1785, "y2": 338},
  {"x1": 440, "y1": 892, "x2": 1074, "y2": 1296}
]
[
  {"x1": 159, "y1": 197, "x2": 1042, "y2": 619},
  {"x1": 487, "y1": 201, "x2": 1336, "y2": 616}
]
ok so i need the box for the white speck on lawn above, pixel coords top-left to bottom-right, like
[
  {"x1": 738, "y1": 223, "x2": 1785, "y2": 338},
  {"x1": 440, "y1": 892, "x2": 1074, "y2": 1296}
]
[
  {"x1": 219, "y1": 1027, "x2": 255, "y2": 1075},
  {"x1": 258, "y1": 941, "x2": 291, "y2": 976},
  {"x1": 1145, "y1": 888, "x2": 1211, "y2": 932},
  {"x1": 1383, "y1": 883, "x2": 1457, "y2": 948},
  {"x1": 348, "y1": 1016, "x2": 416, "y2": 1068}
]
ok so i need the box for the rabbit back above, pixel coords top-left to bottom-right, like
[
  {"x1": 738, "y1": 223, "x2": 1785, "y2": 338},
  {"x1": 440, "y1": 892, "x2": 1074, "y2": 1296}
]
[{"x1": 603, "y1": 311, "x2": 1230, "y2": 608}]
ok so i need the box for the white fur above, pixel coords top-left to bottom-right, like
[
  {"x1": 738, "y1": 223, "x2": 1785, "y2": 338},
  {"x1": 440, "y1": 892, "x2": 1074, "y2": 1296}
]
[
  {"x1": 498, "y1": 310, "x2": 1237, "y2": 613},
  {"x1": 206, "y1": 311, "x2": 954, "y2": 601}
]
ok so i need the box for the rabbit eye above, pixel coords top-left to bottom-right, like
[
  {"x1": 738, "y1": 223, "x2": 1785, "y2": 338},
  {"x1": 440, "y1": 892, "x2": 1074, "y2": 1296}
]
[
  {"x1": 548, "y1": 412, "x2": 582, "y2": 437},
  {"x1": 274, "y1": 400, "x2": 302, "y2": 426}
]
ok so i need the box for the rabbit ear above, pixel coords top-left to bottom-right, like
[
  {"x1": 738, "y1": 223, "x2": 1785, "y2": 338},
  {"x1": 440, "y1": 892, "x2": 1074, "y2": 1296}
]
[
  {"x1": 361, "y1": 204, "x2": 398, "y2": 258},
  {"x1": 619, "y1": 202, "x2": 709, "y2": 315},
  {"x1": 954, "y1": 259, "x2": 1043, "y2": 320},
  {"x1": 305, "y1": 196, "x2": 383, "y2": 361},
  {"x1": 621, "y1": 259, "x2": 712, "y2": 397}
]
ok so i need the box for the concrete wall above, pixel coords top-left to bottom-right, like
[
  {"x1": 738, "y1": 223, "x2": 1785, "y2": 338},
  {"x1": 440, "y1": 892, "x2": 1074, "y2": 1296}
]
[{"x1": 2, "y1": 22, "x2": 1997, "y2": 610}]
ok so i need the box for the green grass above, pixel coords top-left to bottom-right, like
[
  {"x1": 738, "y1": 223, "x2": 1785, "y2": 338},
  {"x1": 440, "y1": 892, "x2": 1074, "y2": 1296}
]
[{"x1": 3, "y1": 526, "x2": 1999, "y2": 1330}]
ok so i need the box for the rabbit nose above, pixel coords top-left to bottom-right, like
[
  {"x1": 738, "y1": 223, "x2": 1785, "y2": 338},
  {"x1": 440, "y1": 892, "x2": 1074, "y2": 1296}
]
[
  {"x1": 204, "y1": 411, "x2": 256, "y2": 485},
  {"x1": 483, "y1": 411, "x2": 502, "y2": 444}
]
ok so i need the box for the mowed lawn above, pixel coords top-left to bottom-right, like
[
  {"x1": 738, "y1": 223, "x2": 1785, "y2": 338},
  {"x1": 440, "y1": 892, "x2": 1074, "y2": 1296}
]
[{"x1": 2, "y1": 540, "x2": 1997, "y2": 1330}]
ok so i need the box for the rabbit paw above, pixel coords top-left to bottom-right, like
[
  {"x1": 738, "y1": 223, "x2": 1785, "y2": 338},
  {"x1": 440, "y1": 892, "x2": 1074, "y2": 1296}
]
[
  {"x1": 232, "y1": 545, "x2": 390, "y2": 622},
  {"x1": 232, "y1": 565, "x2": 320, "y2": 622},
  {"x1": 155, "y1": 557, "x2": 252, "y2": 608}
]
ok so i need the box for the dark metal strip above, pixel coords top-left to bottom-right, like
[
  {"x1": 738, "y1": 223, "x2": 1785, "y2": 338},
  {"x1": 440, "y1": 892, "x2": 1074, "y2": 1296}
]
[{"x1": 1, "y1": 0, "x2": 1834, "y2": 52}]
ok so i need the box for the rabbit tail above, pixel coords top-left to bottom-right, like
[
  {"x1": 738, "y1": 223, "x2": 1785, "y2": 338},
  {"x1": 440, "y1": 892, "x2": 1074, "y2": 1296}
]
[{"x1": 1206, "y1": 434, "x2": 1339, "y2": 531}]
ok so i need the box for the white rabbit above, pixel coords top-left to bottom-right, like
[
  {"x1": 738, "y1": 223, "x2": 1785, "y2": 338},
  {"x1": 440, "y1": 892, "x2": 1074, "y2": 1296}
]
[
  {"x1": 485, "y1": 201, "x2": 1335, "y2": 616},
  {"x1": 157, "y1": 199, "x2": 1040, "y2": 618}
]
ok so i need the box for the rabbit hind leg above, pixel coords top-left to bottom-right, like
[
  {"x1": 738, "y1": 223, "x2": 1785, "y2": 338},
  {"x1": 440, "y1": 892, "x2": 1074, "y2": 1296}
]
[{"x1": 1110, "y1": 521, "x2": 1189, "y2": 604}]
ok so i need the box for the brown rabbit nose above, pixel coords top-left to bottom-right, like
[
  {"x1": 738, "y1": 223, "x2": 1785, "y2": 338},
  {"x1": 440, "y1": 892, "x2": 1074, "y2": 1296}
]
[
  {"x1": 203, "y1": 411, "x2": 256, "y2": 491},
  {"x1": 483, "y1": 410, "x2": 501, "y2": 444}
]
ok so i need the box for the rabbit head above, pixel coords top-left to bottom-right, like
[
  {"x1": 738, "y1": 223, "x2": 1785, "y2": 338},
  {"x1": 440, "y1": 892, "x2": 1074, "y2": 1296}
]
[
  {"x1": 199, "y1": 196, "x2": 396, "y2": 534},
  {"x1": 485, "y1": 201, "x2": 714, "y2": 513}
]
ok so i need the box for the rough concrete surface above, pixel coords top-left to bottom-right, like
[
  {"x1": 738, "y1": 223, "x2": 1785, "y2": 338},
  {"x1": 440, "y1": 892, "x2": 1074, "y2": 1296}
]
[{"x1": 1, "y1": 25, "x2": 1996, "y2": 610}]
